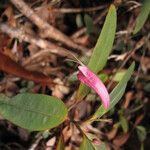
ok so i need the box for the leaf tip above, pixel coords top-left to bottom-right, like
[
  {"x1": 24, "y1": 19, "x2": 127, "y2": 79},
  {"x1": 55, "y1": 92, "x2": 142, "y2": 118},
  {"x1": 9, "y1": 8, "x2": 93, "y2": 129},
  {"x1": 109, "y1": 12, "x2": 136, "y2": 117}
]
[
  {"x1": 131, "y1": 61, "x2": 135, "y2": 70},
  {"x1": 110, "y1": 4, "x2": 116, "y2": 10}
]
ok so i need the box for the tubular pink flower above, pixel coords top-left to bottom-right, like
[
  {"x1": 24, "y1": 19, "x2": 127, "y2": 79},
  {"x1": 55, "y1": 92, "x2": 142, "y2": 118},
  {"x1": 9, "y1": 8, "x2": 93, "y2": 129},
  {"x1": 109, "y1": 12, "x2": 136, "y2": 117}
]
[{"x1": 77, "y1": 65, "x2": 110, "y2": 109}]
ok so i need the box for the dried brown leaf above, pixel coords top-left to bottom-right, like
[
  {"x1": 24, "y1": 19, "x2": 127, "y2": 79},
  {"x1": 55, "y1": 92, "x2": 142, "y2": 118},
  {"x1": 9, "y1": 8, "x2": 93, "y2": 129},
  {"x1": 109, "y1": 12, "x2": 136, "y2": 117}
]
[{"x1": 0, "y1": 52, "x2": 52, "y2": 85}]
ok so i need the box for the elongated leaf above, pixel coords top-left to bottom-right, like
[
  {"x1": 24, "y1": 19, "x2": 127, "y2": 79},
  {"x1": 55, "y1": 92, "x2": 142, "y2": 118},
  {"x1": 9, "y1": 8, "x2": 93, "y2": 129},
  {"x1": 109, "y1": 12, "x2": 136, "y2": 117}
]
[
  {"x1": 80, "y1": 134, "x2": 107, "y2": 150},
  {"x1": 91, "y1": 62, "x2": 135, "y2": 120},
  {"x1": 113, "y1": 71, "x2": 126, "y2": 82},
  {"x1": 134, "y1": 0, "x2": 150, "y2": 34},
  {"x1": 80, "y1": 135, "x2": 95, "y2": 150},
  {"x1": 77, "y1": 5, "x2": 117, "y2": 100},
  {"x1": 76, "y1": 14, "x2": 83, "y2": 28},
  {"x1": 56, "y1": 135, "x2": 65, "y2": 150},
  {"x1": 94, "y1": 142, "x2": 107, "y2": 150},
  {"x1": 84, "y1": 14, "x2": 93, "y2": 34},
  {"x1": 136, "y1": 126, "x2": 146, "y2": 142},
  {"x1": 119, "y1": 115, "x2": 129, "y2": 133},
  {"x1": 86, "y1": 133, "x2": 106, "y2": 150},
  {"x1": 88, "y1": 5, "x2": 116, "y2": 72},
  {"x1": 0, "y1": 93, "x2": 68, "y2": 131}
]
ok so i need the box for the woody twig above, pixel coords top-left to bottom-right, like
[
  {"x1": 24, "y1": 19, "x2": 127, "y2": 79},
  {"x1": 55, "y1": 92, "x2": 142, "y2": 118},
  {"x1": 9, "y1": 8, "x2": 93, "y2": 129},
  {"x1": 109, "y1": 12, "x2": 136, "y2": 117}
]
[
  {"x1": 0, "y1": 23, "x2": 77, "y2": 58},
  {"x1": 10, "y1": 0, "x2": 88, "y2": 52}
]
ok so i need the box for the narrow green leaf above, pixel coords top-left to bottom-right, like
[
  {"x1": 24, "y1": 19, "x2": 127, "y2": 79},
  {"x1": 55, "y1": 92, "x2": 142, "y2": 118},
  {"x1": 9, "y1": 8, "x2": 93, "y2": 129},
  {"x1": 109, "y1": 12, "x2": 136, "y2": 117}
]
[
  {"x1": 134, "y1": 0, "x2": 150, "y2": 34},
  {"x1": 88, "y1": 5, "x2": 116, "y2": 73},
  {"x1": 86, "y1": 133, "x2": 107, "y2": 150},
  {"x1": 91, "y1": 62, "x2": 135, "y2": 120},
  {"x1": 144, "y1": 82, "x2": 150, "y2": 92},
  {"x1": 76, "y1": 14, "x2": 83, "y2": 28},
  {"x1": 56, "y1": 135, "x2": 65, "y2": 150},
  {"x1": 94, "y1": 142, "x2": 107, "y2": 150},
  {"x1": 136, "y1": 126, "x2": 147, "y2": 142},
  {"x1": 77, "y1": 5, "x2": 117, "y2": 100},
  {"x1": 84, "y1": 14, "x2": 94, "y2": 34},
  {"x1": 113, "y1": 71, "x2": 126, "y2": 82},
  {"x1": 98, "y1": 73, "x2": 109, "y2": 82},
  {"x1": 0, "y1": 93, "x2": 68, "y2": 131},
  {"x1": 80, "y1": 135, "x2": 95, "y2": 150},
  {"x1": 119, "y1": 115, "x2": 129, "y2": 133},
  {"x1": 80, "y1": 132, "x2": 108, "y2": 150},
  {"x1": 141, "y1": 143, "x2": 144, "y2": 150}
]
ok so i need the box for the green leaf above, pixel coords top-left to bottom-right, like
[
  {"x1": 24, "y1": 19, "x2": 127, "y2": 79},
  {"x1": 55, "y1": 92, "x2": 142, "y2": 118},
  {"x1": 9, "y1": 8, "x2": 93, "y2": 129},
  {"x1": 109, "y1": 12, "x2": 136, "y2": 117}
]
[
  {"x1": 80, "y1": 132, "x2": 108, "y2": 150},
  {"x1": 141, "y1": 143, "x2": 144, "y2": 150},
  {"x1": 94, "y1": 142, "x2": 107, "y2": 150},
  {"x1": 56, "y1": 135, "x2": 65, "y2": 150},
  {"x1": 86, "y1": 133, "x2": 107, "y2": 150},
  {"x1": 76, "y1": 14, "x2": 83, "y2": 28},
  {"x1": 144, "y1": 82, "x2": 150, "y2": 92},
  {"x1": 77, "y1": 5, "x2": 117, "y2": 100},
  {"x1": 80, "y1": 135, "x2": 95, "y2": 150},
  {"x1": 113, "y1": 71, "x2": 126, "y2": 82},
  {"x1": 98, "y1": 73, "x2": 109, "y2": 82},
  {"x1": 84, "y1": 14, "x2": 94, "y2": 34},
  {"x1": 0, "y1": 93, "x2": 68, "y2": 131},
  {"x1": 42, "y1": 130, "x2": 50, "y2": 139},
  {"x1": 136, "y1": 126, "x2": 146, "y2": 142},
  {"x1": 119, "y1": 114, "x2": 129, "y2": 133},
  {"x1": 91, "y1": 62, "x2": 135, "y2": 120},
  {"x1": 88, "y1": 5, "x2": 116, "y2": 72},
  {"x1": 134, "y1": 0, "x2": 150, "y2": 34}
]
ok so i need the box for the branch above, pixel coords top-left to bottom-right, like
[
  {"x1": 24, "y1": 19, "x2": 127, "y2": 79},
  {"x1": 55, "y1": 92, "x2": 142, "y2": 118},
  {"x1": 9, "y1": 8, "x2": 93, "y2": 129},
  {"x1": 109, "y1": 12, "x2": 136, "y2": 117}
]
[
  {"x1": 10, "y1": 0, "x2": 87, "y2": 52},
  {"x1": 0, "y1": 23, "x2": 77, "y2": 57},
  {"x1": 52, "y1": 5, "x2": 107, "y2": 13}
]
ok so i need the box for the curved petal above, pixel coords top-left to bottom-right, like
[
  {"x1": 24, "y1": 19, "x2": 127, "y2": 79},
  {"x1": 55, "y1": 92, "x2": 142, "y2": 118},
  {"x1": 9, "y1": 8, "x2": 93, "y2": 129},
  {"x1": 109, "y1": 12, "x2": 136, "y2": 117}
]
[{"x1": 77, "y1": 65, "x2": 110, "y2": 109}]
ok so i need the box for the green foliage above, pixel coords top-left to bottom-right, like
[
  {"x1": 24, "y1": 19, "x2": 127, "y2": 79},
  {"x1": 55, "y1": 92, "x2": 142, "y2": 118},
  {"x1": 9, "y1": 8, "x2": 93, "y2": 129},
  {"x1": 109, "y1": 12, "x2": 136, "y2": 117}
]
[
  {"x1": 134, "y1": 0, "x2": 150, "y2": 34},
  {"x1": 88, "y1": 5, "x2": 116, "y2": 72},
  {"x1": 120, "y1": 116, "x2": 129, "y2": 133},
  {"x1": 56, "y1": 135, "x2": 65, "y2": 150},
  {"x1": 80, "y1": 135, "x2": 95, "y2": 150},
  {"x1": 84, "y1": 14, "x2": 94, "y2": 34},
  {"x1": 80, "y1": 133, "x2": 107, "y2": 150},
  {"x1": 136, "y1": 126, "x2": 147, "y2": 142},
  {"x1": 42, "y1": 130, "x2": 50, "y2": 139},
  {"x1": 119, "y1": 110, "x2": 129, "y2": 133},
  {"x1": 87, "y1": 133, "x2": 107, "y2": 150},
  {"x1": 91, "y1": 62, "x2": 135, "y2": 120},
  {"x1": 113, "y1": 71, "x2": 126, "y2": 82},
  {"x1": 0, "y1": 93, "x2": 68, "y2": 131},
  {"x1": 76, "y1": 14, "x2": 83, "y2": 28},
  {"x1": 98, "y1": 73, "x2": 108, "y2": 82},
  {"x1": 141, "y1": 143, "x2": 144, "y2": 150},
  {"x1": 94, "y1": 142, "x2": 107, "y2": 150},
  {"x1": 77, "y1": 5, "x2": 117, "y2": 100},
  {"x1": 144, "y1": 82, "x2": 150, "y2": 92}
]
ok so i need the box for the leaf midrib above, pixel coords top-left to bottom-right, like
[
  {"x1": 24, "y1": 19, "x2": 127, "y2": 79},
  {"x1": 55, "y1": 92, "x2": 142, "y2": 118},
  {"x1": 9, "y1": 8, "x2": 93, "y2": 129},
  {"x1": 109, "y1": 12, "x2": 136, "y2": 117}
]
[{"x1": 0, "y1": 101, "x2": 63, "y2": 119}]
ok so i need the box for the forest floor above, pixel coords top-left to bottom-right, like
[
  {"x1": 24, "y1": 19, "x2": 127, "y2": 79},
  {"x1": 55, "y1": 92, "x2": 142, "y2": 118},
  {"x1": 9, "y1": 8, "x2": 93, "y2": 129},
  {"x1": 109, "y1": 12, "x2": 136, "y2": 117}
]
[{"x1": 0, "y1": 0, "x2": 149, "y2": 150}]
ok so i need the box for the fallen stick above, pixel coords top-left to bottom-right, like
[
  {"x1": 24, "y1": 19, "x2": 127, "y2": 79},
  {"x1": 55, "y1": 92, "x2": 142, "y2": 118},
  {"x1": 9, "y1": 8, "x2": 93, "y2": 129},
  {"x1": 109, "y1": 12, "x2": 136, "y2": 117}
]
[
  {"x1": 51, "y1": 5, "x2": 107, "y2": 13},
  {"x1": 10, "y1": 0, "x2": 87, "y2": 52},
  {"x1": 0, "y1": 23, "x2": 77, "y2": 58}
]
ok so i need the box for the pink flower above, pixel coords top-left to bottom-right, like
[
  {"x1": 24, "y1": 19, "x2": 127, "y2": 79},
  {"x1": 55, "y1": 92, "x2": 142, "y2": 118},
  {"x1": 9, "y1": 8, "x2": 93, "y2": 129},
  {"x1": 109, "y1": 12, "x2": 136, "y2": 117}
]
[{"x1": 77, "y1": 65, "x2": 110, "y2": 109}]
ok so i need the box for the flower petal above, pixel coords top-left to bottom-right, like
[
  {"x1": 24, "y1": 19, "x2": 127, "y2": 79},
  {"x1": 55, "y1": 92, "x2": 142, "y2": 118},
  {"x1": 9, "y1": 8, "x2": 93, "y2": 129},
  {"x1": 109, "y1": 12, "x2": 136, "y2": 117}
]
[{"x1": 77, "y1": 65, "x2": 110, "y2": 109}]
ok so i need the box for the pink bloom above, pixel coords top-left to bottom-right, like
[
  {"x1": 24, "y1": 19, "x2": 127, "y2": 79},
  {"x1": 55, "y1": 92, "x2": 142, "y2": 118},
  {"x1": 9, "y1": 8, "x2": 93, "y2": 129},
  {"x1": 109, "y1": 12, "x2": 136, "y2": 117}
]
[{"x1": 77, "y1": 65, "x2": 110, "y2": 109}]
